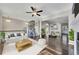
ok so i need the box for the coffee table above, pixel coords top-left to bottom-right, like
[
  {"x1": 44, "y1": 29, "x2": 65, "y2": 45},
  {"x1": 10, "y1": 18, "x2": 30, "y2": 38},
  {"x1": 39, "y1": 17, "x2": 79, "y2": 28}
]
[{"x1": 16, "y1": 39, "x2": 32, "y2": 51}]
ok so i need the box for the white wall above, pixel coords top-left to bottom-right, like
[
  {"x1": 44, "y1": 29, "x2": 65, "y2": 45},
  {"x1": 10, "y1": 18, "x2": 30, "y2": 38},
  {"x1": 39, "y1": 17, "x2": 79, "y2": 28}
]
[
  {"x1": 35, "y1": 20, "x2": 40, "y2": 36},
  {"x1": 42, "y1": 21, "x2": 62, "y2": 36},
  {"x1": 71, "y1": 14, "x2": 79, "y2": 32},
  {"x1": 61, "y1": 23, "x2": 68, "y2": 34},
  {"x1": 69, "y1": 14, "x2": 75, "y2": 31},
  {"x1": 49, "y1": 23, "x2": 61, "y2": 36}
]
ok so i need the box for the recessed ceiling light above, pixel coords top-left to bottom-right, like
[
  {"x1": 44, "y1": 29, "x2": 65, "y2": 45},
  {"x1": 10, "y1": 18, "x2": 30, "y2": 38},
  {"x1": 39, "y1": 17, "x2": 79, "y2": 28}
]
[
  {"x1": 25, "y1": 22, "x2": 28, "y2": 25},
  {"x1": 6, "y1": 19, "x2": 11, "y2": 22}
]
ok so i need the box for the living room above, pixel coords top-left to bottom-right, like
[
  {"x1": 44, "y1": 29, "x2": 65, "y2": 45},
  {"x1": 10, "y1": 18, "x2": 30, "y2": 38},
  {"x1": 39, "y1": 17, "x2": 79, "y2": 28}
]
[{"x1": 0, "y1": 3, "x2": 73, "y2": 55}]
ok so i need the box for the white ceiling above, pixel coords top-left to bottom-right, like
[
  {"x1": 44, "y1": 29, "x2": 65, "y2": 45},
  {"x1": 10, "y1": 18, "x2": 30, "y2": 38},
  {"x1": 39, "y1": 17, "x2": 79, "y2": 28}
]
[
  {"x1": 44, "y1": 16, "x2": 68, "y2": 24},
  {"x1": 0, "y1": 3, "x2": 73, "y2": 22}
]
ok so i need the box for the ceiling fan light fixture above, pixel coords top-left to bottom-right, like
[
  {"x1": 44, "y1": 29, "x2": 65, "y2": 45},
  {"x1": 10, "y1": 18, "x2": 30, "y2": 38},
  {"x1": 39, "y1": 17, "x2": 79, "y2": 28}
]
[
  {"x1": 26, "y1": 6, "x2": 43, "y2": 17},
  {"x1": 32, "y1": 12, "x2": 37, "y2": 15}
]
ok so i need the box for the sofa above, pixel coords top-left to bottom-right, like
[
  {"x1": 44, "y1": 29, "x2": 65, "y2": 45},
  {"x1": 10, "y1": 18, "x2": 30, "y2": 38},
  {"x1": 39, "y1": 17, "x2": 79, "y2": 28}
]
[{"x1": 5, "y1": 32, "x2": 27, "y2": 44}]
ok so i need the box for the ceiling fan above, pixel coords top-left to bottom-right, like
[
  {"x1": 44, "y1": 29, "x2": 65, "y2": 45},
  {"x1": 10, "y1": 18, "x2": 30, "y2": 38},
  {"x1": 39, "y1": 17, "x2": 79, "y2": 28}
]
[{"x1": 26, "y1": 6, "x2": 43, "y2": 17}]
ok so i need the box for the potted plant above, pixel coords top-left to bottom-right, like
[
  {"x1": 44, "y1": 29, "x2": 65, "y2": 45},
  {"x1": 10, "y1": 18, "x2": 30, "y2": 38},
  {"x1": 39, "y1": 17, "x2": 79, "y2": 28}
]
[
  {"x1": 69, "y1": 29, "x2": 74, "y2": 41},
  {"x1": 0, "y1": 32, "x2": 5, "y2": 43},
  {"x1": 41, "y1": 28, "x2": 46, "y2": 38}
]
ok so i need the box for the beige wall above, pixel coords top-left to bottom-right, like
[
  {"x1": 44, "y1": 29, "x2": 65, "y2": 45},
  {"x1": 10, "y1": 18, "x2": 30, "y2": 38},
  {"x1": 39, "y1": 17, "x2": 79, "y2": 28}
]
[
  {"x1": 0, "y1": 10, "x2": 2, "y2": 31},
  {"x1": 2, "y1": 17, "x2": 27, "y2": 31}
]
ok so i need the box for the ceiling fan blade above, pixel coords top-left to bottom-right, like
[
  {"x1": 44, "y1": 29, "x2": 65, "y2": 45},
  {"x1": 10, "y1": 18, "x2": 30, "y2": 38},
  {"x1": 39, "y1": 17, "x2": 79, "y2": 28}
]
[
  {"x1": 37, "y1": 10, "x2": 43, "y2": 13},
  {"x1": 31, "y1": 6, "x2": 36, "y2": 11},
  {"x1": 37, "y1": 14, "x2": 41, "y2": 16},
  {"x1": 26, "y1": 12, "x2": 32, "y2": 13}
]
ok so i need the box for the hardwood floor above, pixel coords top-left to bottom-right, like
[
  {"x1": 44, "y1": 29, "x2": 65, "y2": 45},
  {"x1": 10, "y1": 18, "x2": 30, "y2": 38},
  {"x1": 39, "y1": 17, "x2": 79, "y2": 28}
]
[
  {"x1": 33, "y1": 36, "x2": 69, "y2": 55},
  {"x1": 48, "y1": 37, "x2": 68, "y2": 55},
  {"x1": 0, "y1": 43, "x2": 4, "y2": 55}
]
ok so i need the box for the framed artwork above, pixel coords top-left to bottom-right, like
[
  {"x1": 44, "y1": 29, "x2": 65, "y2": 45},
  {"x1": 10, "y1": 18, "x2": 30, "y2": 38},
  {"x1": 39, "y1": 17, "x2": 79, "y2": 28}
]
[{"x1": 50, "y1": 24, "x2": 58, "y2": 30}]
